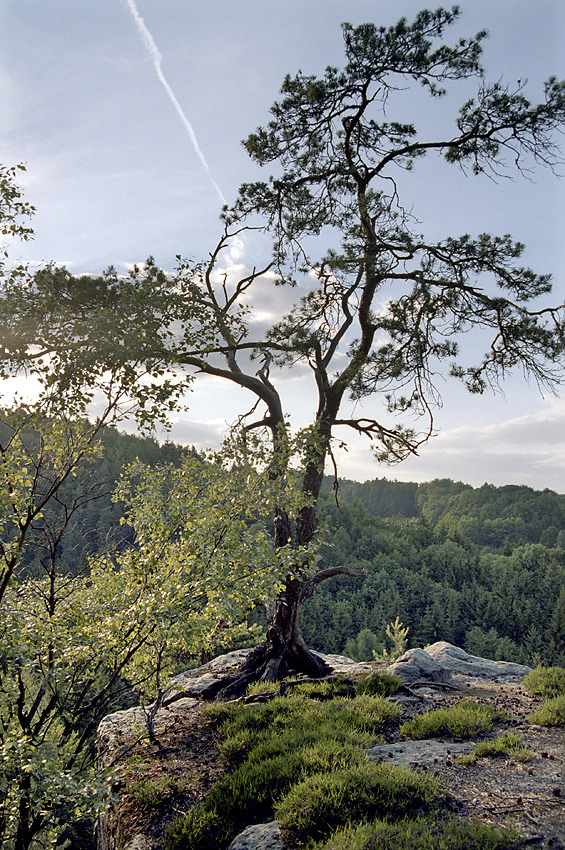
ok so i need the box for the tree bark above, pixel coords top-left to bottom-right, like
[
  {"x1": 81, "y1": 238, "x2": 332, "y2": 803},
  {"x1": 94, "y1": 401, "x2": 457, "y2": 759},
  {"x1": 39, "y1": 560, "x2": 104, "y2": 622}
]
[{"x1": 216, "y1": 564, "x2": 366, "y2": 699}]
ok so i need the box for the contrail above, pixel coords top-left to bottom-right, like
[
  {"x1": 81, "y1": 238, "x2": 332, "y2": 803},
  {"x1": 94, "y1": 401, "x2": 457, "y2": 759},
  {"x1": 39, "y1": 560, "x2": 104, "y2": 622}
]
[{"x1": 124, "y1": 0, "x2": 228, "y2": 206}]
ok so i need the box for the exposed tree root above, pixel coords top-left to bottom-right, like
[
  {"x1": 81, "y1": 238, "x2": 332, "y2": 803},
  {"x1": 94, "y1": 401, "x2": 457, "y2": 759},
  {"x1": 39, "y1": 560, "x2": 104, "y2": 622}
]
[{"x1": 197, "y1": 640, "x2": 333, "y2": 702}]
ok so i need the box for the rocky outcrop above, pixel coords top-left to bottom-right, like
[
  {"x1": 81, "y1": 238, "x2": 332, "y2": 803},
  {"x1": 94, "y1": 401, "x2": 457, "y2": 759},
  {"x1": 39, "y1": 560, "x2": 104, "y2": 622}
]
[
  {"x1": 95, "y1": 643, "x2": 537, "y2": 850},
  {"x1": 387, "y1": 646, "x2": 454, "y2": 684},
  {"x1": 165, "y1": 649, "x2": 374, "y2": 702},
  {"x1": 425, "y1": 641, "x2": 533, "y2": 680},
  {"x1": 387, "y1": 642, "x2": 532, "y2": 685}
]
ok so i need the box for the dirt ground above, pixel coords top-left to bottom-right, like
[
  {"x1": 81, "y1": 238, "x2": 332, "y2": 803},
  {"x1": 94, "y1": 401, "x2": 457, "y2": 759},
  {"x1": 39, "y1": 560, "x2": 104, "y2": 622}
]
[{"x1": 408, "y1": 680, "x2": 565, "y2": 849}]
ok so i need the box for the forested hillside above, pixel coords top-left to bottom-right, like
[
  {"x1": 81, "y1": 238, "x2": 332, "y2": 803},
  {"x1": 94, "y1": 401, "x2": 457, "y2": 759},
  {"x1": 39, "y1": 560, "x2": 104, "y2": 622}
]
[
  {"x1": 309, "y1": 477, "x2": 565, "y2": 666},
  {"x1": 15, "y1": 424, "x2": 564, "y2": 667},
  {"x1": 327, "y1": 476, "x2": 565, "y2": 549}
]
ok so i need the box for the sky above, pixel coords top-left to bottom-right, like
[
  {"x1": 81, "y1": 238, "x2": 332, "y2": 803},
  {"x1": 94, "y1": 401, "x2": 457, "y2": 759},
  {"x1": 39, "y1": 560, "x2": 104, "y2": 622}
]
[{"x1": 1, "y1": 0, "x2": 565, "y2": 492}]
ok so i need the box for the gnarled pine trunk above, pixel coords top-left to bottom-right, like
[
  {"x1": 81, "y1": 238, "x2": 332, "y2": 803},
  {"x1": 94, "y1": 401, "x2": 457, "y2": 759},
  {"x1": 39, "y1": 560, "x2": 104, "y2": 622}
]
[{"x1": 213, "y1": 413, "x2": 365, "y2": 699}]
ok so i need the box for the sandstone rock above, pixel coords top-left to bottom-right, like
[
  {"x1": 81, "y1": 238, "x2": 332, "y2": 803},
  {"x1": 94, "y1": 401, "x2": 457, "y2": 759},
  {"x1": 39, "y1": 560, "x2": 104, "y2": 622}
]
[
  {"x1": 312, "y1": 651, "x2": 375, "y2": 676},
  {"x1": 122, "y1": 835, "x2": 158, "y2": 850},
  {"x1": 425, "y1": 641, "x2": 532, "y2": 681},
  {"x1": 97, "y1": 697, "x2": 199, "y2": 770},
  {"x1": 165, "y1": 649, "x2": 255, "y2": 700},
  {"x1": 227, "y1": 821, "x2": 285, "y2": 850},
  {"x1": 367, "y1": 739, "x2": 472, "y2": 768},
  {"x1": 387, "y1": 647, "x2": 453, "y2": 685}
]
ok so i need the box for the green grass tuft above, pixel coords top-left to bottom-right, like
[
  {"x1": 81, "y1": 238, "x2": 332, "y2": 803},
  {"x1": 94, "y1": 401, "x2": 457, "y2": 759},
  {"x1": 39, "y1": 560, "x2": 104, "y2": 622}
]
[
  {"x1": 400, "y1": 701, "x2": 502, "y2": 740},
  {"x1": 311, "y1": 815, "x2": 522, "y2": 850},
  {"x1": 523, "y1": 665, "x2": 565, "y2": 699},
  {"x1": 460, "y1": 733, "x2": 535, "y2": 764},
  {"x1": 355, "y1": 670, "x2": 403, "y2": 697},
  {"x1": 529, "y1": 693, "x2": 565, "y2": 727}
]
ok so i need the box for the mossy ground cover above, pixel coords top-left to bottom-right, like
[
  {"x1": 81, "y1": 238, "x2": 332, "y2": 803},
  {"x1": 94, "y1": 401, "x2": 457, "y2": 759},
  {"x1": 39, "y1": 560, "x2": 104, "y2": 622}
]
[
  {"x1": 310, "y1": 815, "x2": 522, "y2": 850},
  {"x1": 164, "y1": 679, "x2": 526, "y2": 850}
]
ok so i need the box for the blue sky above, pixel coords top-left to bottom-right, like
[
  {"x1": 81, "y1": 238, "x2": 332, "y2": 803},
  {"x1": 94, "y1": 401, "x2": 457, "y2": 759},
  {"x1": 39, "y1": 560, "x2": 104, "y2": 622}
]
[{"x1": 1, "y1": 1, "x2": 565, "y2": 491}]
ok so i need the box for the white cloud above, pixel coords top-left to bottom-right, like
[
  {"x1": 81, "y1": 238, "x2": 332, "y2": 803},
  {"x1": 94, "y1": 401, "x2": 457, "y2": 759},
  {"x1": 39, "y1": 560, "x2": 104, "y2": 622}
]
[{"x1": 336, "y1": 399, "x2": 565, "y2": 492}]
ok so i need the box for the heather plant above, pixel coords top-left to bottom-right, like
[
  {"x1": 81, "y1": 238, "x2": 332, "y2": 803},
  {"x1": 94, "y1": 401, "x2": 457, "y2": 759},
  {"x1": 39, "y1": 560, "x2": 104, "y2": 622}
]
[
  {"x1": 461, "y1": 733, "x2": 535, "y2": 764},
  {"x1": 529, "y1": 694, "x2": 565, "y2": 727},
  {"x1": 523, "y1": 665, "x2": 565, "y2": 699},
  {"x1": 310, "y1": 815, "x2": 522, "y2": 850},
  {"x1": 275, "y1": 763, "x2": 443, "y2": 845},
  {"x1": 166, "y1": 689, "x2": 400, "y2": 850},
  {"x1": 400, "y1": 701, "x2": 502, "y2": 740}
]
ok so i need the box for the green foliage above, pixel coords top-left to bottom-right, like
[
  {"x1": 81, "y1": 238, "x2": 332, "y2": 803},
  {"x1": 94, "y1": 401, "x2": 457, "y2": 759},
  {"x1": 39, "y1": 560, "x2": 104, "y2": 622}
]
[
  {"x1": 275, "y1": 762, "x2": 443, "y2": 845},
  {"x1": 461, "y1": 734, "x2": 535, "y2": 764},
  {"x1": 400, "y1": 701, "x2": 502, "y2": 740},
  {"x1": 303, "y1": 493, "x2": 565, "y2": 667},
  {"x1": 523, "y1": 665, "x2": 565, "y2": 698},
  {"x1": 528, "y1": 694, "x2": 565, "y2": 727},
  {"x1": 167, "y1": 691, "x2": 400, "y2": 849},
  {"x1": 0, "y1": 406, "x2": 285, "y2": 848},
  {"x1": 355, "y1": 671, "x2": 403, "y2": 698},
  {"x1": 311, "y1": 815, "x2": 522, "y2": 850},
  {"x1": 373, "y1": 617, "x2": 409, "y2": 663},
  {"x1": 1, "y1": 262, "x2": 196, "y2": 427},
  {"x1": 346, "y1": 626, "x2": 381, "y2": 661}
]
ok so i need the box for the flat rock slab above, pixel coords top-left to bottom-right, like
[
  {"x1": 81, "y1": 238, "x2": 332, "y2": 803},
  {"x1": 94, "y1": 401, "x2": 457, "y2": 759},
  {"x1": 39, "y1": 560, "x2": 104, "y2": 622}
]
[
  {"x1": 367, "y1": 739, "x2": 472, "y2": 768},
  {"x1": 227, "y1": 821, "x2": 285, "y2": 850}
]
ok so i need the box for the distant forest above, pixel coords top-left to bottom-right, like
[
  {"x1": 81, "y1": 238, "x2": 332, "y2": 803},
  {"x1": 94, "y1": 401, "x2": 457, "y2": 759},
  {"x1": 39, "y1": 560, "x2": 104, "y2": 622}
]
[{"x1": 19, "y1": 425, "x2": 565, "y2": 668}]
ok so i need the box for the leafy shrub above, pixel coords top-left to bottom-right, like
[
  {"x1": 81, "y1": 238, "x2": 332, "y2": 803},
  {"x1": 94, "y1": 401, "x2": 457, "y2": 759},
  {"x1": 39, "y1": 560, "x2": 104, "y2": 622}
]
[
  {"x1": 400, "y1": 701, "x2": 501, "y2": 740},
  {"x1": 311, "y1": 815, "x2": 521, "y2": 850},
  {"x1": 275, "y1": 762, "x2": 442, "y2": 845},
  {"x1": 356, "y1": 670, "x2": 403, "y2": 697},
  {"x1": 523, "y1": 665, "x2": 565, "y2": 698},
  {"x1": 529, "y1": 694, "x2": 565, "y2": 727}
]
